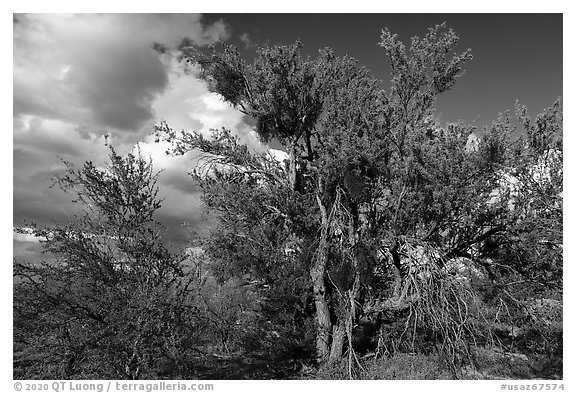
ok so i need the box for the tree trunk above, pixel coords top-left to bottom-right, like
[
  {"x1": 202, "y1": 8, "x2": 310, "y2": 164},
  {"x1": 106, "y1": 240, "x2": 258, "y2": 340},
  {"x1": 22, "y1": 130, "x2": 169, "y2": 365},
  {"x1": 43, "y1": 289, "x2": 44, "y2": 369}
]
[
  {"x1": 310, "y1": 247, "x2": 331, "y2": 361},
  {"x1": 328, "y1": 202, "x2": 364, "y2": 364},
  {"x1": 391, "y1": 240, "x2": 404, "y2": 298},
  {"x1": 289, "y1": 144, "x2": 298, "y2": 191},
  {"x1": 344, "y1": 212, "x2": 362, "y2": 366},
  {"x1": 312, "y1": 188, "x2": 332, "y2": 361},
  {"x1": 329, "y1": 320, "x2": 346, "y2": 362}
]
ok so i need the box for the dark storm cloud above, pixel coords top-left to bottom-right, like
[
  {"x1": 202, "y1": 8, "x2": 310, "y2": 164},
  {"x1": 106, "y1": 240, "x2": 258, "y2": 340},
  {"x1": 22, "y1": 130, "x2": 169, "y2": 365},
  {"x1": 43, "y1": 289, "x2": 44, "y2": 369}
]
[
  {"x1": 159, "y1": 169, "x2": 199, "y2": 194},
  {"x1": 13, "y1": 241, "x2": 48, "y2": 265},
  {"x1": 13, "y1": 117, "x2": 103, "y2": 159},
  {"x1": 13, "y1": 140, "x2": 90, "y2": 228},
  {"x1": 63, "y1": 44, "x2": 168, "y2": 131},
  {"x1": 14, "y1": 14, "x2": 231, "y2": 132},
  {"x1": 155, "y1": 192, "x2": 204, "y2": 244}
]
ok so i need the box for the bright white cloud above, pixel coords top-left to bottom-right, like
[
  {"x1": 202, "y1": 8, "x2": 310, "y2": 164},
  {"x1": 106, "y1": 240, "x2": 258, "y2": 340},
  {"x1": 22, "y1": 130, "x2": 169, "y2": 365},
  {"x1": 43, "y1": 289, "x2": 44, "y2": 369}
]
[
  {"x1": 202, "y1": 94, "x2": 230, "y2": 111},
  {"x1": 13, "y1": 228, "x2": 42, "y2": 244},
  {"x1": 148, "y1": 55, "x2": 264, "y2": 151}
]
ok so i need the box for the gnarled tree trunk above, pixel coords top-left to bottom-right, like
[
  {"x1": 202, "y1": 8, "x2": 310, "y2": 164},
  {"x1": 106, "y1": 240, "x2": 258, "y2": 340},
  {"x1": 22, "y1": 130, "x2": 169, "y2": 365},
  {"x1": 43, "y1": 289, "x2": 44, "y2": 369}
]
[
  {"x1": 313, "y1": 187, "x2": 365, "y2": 365},
  {"x1": 312, "y1": 188, "x2": 332, "y2": 361},
  {"x1": 310, "y1": 248, "x2": 332, "y2": 360}
]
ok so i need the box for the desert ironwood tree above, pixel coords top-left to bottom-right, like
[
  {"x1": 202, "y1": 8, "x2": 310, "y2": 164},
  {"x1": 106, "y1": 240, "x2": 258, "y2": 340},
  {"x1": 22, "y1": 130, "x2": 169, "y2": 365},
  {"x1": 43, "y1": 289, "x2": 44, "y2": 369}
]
[
  {"x1": 156, "y1": 23, "x2": 562, "y2": 370},
  {"x1": 13, "y1": 148, "x2": 197, "y2": 379}
]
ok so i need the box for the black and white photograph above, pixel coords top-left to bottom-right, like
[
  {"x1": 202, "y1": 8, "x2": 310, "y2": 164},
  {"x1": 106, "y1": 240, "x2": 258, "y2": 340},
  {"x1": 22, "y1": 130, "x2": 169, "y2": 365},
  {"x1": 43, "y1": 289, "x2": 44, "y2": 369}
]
[{"x1": 12, "y1": 12, "x2": 564, "y2": 382}]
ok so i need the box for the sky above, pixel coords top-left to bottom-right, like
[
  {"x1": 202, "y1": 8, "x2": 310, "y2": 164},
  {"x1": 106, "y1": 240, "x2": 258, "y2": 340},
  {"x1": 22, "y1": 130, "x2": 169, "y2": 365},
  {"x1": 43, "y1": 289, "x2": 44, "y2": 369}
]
[{"x1": 12, "y1": 13, "x2": 563, "y2": 262}]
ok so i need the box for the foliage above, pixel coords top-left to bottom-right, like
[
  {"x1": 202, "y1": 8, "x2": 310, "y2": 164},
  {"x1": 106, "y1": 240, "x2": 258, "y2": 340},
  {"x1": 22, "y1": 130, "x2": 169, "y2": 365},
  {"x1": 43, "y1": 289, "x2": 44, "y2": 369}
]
[
  {"x1": 486, "y1": 101, "x2": 563, "y2": 289},
  {"x1": 13, "y1": 148, "x2": 198, "y2": 379}
]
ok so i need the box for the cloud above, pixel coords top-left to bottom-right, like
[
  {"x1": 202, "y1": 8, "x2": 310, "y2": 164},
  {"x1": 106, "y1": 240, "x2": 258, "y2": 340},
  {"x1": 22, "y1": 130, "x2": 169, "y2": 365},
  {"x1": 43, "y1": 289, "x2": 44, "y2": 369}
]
[
  {"x1": 13, "y1": 228, "x2": 42, "y2": 244},
  {"x1": 239, "y1": 32, "x2": 257, "y2": 49},
  {"x1": 12, "y1": 120, "x2": 108, "y2": 229},
  {"x1": 13, "y1": 240, "x2": 48, "y2": 264},
  {"x1": 13, "y1": 14, "x2": 231, "y2": 132},
  {"x1": 143, "y1": 55, "x2": 265, "y2": 151},
  {"x1": 13, "y1": 116, "x2": 109, "y2": 159}
]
